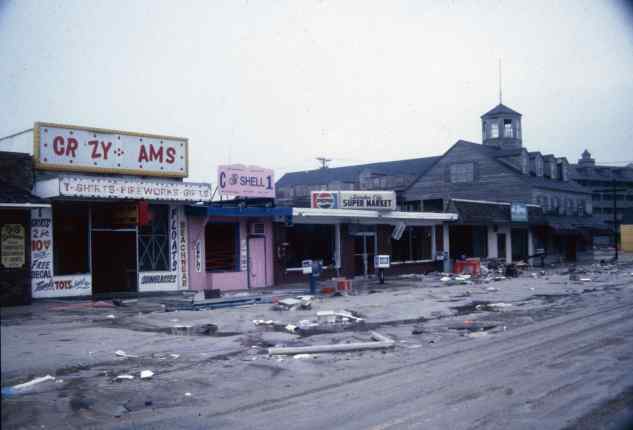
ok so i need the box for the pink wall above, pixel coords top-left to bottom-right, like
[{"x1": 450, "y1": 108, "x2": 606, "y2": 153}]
[{"x1": 187, "y1": 215, "x2": 274, "y2": 291}]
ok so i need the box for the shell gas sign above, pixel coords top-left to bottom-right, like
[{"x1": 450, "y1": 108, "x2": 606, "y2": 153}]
[
  {"x1": 217, "y1": 165, "x2": 275, "y2": 198},
  {"x1": 34, "y1": 122, "x2": 188, "y2": 177}
]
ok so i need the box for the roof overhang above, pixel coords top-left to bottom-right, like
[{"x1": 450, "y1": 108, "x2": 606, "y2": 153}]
[
  {"x1": 186, "y1": 205, "x2": 292, "y2": 219},
  {"x1": 291, "y1": 207, "x2": 457, "y2": 226},
  {"x1": 0, "y1": 202, "x2": 51, "y2": 208}
]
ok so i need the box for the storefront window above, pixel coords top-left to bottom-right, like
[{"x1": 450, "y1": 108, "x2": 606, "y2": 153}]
[
  {"x1": 391, "y1": 226, "x2": 432, "y2": 262},
  {"x1": 53, "y1": 204, "x2": 89, "y2": 275},
  {"x1": 205, "y1": 222, "x2": 239, "y2": 272},
  {"x1": 284, "y1": 224, "x2": 335, "y2": 268},
  {"x1": 138, "y1": 205, "x2": 169, "y2": 271}
]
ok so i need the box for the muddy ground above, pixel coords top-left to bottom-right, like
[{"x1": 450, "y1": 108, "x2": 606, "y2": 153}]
[{"x1": 2, "y1": 262, "x2": 633, "y2": 429}]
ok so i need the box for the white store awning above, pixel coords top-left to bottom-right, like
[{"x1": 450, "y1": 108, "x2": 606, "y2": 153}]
[{"x1": 291, "y1": 207, "x2": 458, "y2": 226}]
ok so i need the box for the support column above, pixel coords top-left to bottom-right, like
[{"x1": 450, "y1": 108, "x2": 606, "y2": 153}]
[
  {"x1": 431, "y1": 225, "x2": 437, "y2": 260},
  {"x1": 442, "y1": 222, "x2": 451, "y2": 273},
  {"x1": 487, "y1": 225, "x2": 498, "y2": 259},
  {"x1": 527, "y1": 228, "x2": 535, "y2": 266},
  {"x1": 505, "y1": 227, "x2": 512, "y2": 264},
  {"x1": 334, "y1": 223, "x2": 341, "y2": 276}
]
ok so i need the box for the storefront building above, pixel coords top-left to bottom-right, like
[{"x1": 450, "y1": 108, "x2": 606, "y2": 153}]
[
  {"x1": 274, "y1": 191, "x2": 458, "y2": 284},
  {"x1": 185, "y1": 165, "x2": 288, "y2": 292},
  {"x1": 30, "y1": 122, "x2": 212, "y2": 298}
]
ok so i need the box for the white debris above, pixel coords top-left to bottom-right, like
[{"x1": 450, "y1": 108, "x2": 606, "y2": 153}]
[
  {"x1": 489, "y1": 302, "x2": 512, "y2": 308},
  {"x1": 11, "y1": 375, "x2": 55, "y2": 391},
  {"x1": 316, "y1": 310, "x2": 363, "y2": 323},
  {"x1": 293, "y1": 354, "x2": 315, "y2": 359},
  {"x1": 279, "y1": 298, "x2": 302, "y2": 307},
  {"x1": 106, "y1": 314, "x2": 116, "y2": 319},
  {"x1": 170, "y1": 354, "x2": 180, "y2": 359},
  {"x1": 115, "y1": 350, "x2": 138, "y2": 358},
  {"x1": 440, "y1": 277, "x2": 452, "y2": 282},
  {"x1": 185, "y1": 392, "x2": 192, "y2": 397},
  {"x1": 115, "y1": 374, "x2": 135, "y2": 381},
  {"x1": 140, "y1": 370, "x2": 154, "y2": 379},
  {"x1": 468, "y1": 331, "x2": 489, "y2": 338},
  {"x1": 285, "y1": 324, "x2": 298, "y2": 333},
  {"x1": 580, "y1": 278, "x2": 592, "y2": 282}
]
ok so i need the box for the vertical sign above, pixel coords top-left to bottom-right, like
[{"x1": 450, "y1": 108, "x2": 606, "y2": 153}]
[
  {"x1": 178, "y1": 207, "x2": 188, "y2": 289},
  {"x1": 31, "y1": 208, "x2": 54, "y2": 295},
  {"x1": 169, "y1": 206, "x2": 179, "y2": 272},
  {"x1": 195, "y1": 240, "x2": 202, "y2": 273},
  {"x1": 240, "y1": 239, "x2": 248, "y2": 272}
]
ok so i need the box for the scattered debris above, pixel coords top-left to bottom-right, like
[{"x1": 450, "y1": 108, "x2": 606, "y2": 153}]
[
  {"x1": 468, "y1": 331, "x2": 490, "y2": 338},
  {"x1": 112, "y1": 299, "x2": 138, "y2": 307},
  {"x1": 268, "y1": 332, "x2": 394, "y2": 355},
  {"x1": 293, "y1": 354, "x2": 316, "y2": 359},
  {"x1": 106, "y1": 314, "x2": 116, "y2": 319},
  {"x1": 2, "y1": 375, "x2": 56, "y2": 397},
  {"x1": 273, "y1": 296, "x2": 313, "y2": 311},
  {"x1": 140, "y1": 370, "x2": 154, "y2": 379},
  {"x1": 115, "y1": 350, "x2": 138, "y2": 359},
  {"x1": 115, "y1": 374, "x2": 135, "y2": 381},
  {"x1": 185, "y1": 392, "x2": 192, "y2": 397},
  {"x1": 316, "y1": 310, "x2": 363, "y2": 324}
]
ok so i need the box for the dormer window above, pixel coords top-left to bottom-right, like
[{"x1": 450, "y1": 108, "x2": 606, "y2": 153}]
[
  {"x1": 504, "y1": 119, "x2": 513, "y2": 138},
  {"x1": 535, "y1": 158, "x2": 543, "y2": 176},
  {"x1": 490, "y1": 122, "x2": 499, "y2": 138}
]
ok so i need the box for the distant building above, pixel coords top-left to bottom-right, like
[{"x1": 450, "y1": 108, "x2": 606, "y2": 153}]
[{"x1": 570, "y1": 150, "x2": 633, "y2": 245}]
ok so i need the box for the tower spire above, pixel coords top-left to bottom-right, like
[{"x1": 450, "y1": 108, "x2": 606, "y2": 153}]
[{"x1": 498, "y1": 58, "x2": 503, "y2": 104}]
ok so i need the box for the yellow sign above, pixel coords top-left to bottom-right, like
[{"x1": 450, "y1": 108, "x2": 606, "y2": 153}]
[{"x1": 1, "y1": 224, "x2": 26, "y2": 268}]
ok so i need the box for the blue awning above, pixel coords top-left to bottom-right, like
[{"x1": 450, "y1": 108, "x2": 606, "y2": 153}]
[{"x1": 186, "y1": 205, "x2": 292, "y2": 218}]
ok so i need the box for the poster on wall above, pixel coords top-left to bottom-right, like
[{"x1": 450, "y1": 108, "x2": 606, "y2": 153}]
[
  {"x1": 1, "y1": 224, "x2": 25, "y2": 268},
  {"x1": 31, "y1": 208, "x2": 54, "y2": 294},
  {"x1": 139, "y1": 272, "x2": 178, "y2": 292}
]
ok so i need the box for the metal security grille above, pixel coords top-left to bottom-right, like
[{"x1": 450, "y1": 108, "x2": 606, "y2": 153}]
[{"x1": 138, "y1": 205, "x2": 169, "y2": 271}]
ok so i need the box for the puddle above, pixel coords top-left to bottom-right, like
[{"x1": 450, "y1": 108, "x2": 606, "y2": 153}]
[{"x1": 450, "y1": 301, "x2": 491, "y2": 315}]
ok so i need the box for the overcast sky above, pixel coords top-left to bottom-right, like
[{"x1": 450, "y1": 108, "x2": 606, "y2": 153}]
[{"x1": 1, "y1": 0, "x2": 632, "y2": 183}]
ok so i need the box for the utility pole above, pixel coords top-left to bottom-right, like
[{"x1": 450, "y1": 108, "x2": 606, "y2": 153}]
[
  {"x1": 316, "y1": 157, "x2": 332, "y2": 169},
  {"x1": 612, "y1": 174, "x2": 619, "y2": 261}
]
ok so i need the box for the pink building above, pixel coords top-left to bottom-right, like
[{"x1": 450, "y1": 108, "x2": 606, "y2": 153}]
[{"x1": 186, "y1": 206, "x2": 291, "y2": 292}]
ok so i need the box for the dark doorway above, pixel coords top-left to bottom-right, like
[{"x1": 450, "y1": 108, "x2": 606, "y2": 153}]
[
  {"x1": 497, "y1": 233, "x2": 507, "y2": 260},
  {"x1": 565, "y1": 236, "x2": 577, "y2": 262},
  {"x1": 511, "y1": 228, "x2": 529, "y2": 261},
  {"x1": 91, "y1": 231, "x2": 137, "y2": 294},
  {"x1": 0, "y1": 210, "x2": 30, "y2": 306}
]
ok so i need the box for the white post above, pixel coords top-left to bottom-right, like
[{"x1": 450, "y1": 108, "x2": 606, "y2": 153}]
[
  {"x1": 335, "y1": 223, "x2": 341, "y2": 276},
  {"x1": 487, "y1": 225, "x2": 498, "y2": 259},
  {"x1": 431, "y1": 225, "x2": 437, "y2": 260},
  {"x1": 442, "y1": 222, "x2": 451, "y2": 273},
  {"x1": 505, "y1": 227, "x2": 513, "y2": 264}
]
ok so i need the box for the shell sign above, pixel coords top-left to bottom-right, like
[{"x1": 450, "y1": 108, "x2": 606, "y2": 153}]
[
  {"x1": 34, "y1": 122, "x2": 188, "y2": 177},
  {"x1": 217, "y1": 165, "x2": 275, "y2": 198}
]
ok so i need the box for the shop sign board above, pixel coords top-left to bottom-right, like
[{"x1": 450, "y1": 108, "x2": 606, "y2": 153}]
[
  {"x1": 339, "y1": 191, "x2": 396, "y2": 210},
  {"x1": 1, "y1": 224, "x2": 25, "y2": 268},
  {"x1": 218, "y1": 165, "x2": 275, "y2": 198},
  {"x1": 48, "y1": 176, "x2": 211, "y2": 202},
  {"x1": 31, "y1": 208, "x2": 54, "y2": 294},
  {"x1": 511, "y1": 203, "x2": 528, "y2": 222},
  {"x1": 139, "y1": 272, "x2": 178, "y2": 292},
  {"x1": 310, "y1": 191, "x2": 396, "y2": 210},
  {"x1": 311, "y1": 191, "x2": 339, "y2": 209},
  {"x1": 34, "y1": 122, "x2": 188, "y2": 177}
]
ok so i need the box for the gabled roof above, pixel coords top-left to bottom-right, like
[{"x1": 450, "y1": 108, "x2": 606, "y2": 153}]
[
  {"x1": 276, "y1": 156, "x2": 441, "y2": 188},
  {"x1": 404, "y1": 140, "x2": 590, "y2": 196},
  {"x1": 481, "y1": 103, "x2": 522, "y2": 117}
]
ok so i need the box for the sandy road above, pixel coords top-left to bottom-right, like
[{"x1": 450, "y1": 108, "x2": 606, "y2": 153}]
[{"x1": 118, "y1": 295, "x2": 633, "y2": 430}]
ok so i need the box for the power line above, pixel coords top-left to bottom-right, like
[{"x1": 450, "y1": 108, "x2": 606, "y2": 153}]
[{"x1": 0, "y1": 128, "x2": 33, "y2": 142}]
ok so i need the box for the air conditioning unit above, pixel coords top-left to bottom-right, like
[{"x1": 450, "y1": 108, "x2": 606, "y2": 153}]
[{"x1": 251, "y1": 222, "x2": 265, "y2": 235}]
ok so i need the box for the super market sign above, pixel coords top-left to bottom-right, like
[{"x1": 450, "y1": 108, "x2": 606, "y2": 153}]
[{"x1": 311, "y1": 191, "x2": 396, "y2": 211}]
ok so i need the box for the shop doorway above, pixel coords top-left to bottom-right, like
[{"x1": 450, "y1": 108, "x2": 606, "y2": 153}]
[
  {"x1": 91, "y1": 230, "x2": 137, "y2": 294},
  {"x1": 352, "y1": 233, "x2": 376, "y2": 277},
  {"x1": 511, "y1": 228, "x2": 529, "y2": 261},
  {"x1": 248, "y1": 237, "x2": 267, "y2": 288}
]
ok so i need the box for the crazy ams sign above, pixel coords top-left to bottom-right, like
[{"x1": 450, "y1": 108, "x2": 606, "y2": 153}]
[{"x1": 34, "y1": 122, "x2": 188, "y2": 177}]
